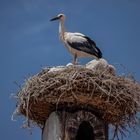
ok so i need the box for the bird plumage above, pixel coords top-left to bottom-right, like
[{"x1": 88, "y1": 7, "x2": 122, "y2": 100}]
[
  {"x1": 64, "y1": 32, "x2": 102, "y2": 59},
  {"x1": 50, "y1": 14, "x2": 102, "y2": 64}
]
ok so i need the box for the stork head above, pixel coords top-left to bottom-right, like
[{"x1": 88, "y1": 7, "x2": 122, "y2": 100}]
[{"x1": 50, "y1": 14, "x2": 65, "y2": 21}]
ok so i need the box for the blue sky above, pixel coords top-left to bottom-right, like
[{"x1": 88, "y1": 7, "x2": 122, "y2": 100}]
[{"x1": 0, "y1": 0, "x2": 140, "y2": 139}]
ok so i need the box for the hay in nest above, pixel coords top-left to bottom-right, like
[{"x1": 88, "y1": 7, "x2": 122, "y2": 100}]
[{"x1": 14, "y1": 59, "x2": 140, "y2": 138}]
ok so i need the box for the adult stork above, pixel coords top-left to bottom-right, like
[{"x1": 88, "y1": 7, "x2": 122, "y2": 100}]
[{"x1": 50, "y1": 13, "x2": 102, "y2": 64}]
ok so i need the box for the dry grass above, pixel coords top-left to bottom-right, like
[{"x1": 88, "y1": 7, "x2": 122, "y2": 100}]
[{"x1": 13, "y1": 59, "x2": 140, "y2": 139}]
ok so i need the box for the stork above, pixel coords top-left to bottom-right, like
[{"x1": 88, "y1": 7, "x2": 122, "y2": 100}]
[{"x1": 50, "y1": 13, "x2": 102, "y2": 64}]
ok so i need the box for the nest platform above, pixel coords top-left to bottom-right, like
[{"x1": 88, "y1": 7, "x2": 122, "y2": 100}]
[{"x1": 14, "y1": 59, "x2": 140, "y2": 136}]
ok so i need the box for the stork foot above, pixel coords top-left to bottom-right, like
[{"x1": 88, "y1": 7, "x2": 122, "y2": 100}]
[{"x1": 72, "y1": 61, "x2": 79, "y2": 65}]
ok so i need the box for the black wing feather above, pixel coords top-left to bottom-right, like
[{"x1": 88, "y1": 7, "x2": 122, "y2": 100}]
[{"x1": 67, "y1": 34, "x2": 102, "y2": 58}]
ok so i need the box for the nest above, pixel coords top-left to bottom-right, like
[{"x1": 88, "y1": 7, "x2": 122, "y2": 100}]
[{"x1": 14, "y1": 59, "x2": 140, "y2": 138}]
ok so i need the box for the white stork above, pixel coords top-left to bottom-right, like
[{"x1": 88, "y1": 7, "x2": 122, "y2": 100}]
[{"x1": 50, "y1": 13, "x2": 102, "y2": 64}]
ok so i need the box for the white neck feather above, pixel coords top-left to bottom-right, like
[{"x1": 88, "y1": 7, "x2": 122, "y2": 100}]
[{"x1": 59, "y1": 20, "x2": 65, "y2": 40}]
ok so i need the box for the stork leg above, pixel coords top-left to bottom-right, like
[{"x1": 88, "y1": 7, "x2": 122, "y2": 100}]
[{"x1": 73, "y1": 54, "x2": 77, "y2": 65}]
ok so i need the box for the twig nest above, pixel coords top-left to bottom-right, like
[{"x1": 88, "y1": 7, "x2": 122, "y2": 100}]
[{"x1": 14, "y1": 59, "x2": 140, "y2": 136}]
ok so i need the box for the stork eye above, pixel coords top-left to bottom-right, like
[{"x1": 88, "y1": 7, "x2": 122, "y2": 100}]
[{"x1": 59, "y1": 15, "x2": 63, "y2": 18}]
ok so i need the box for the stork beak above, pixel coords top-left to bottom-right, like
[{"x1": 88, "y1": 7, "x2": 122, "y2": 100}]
[{"x1": 50, "y1": 16, "x2": 59, "y2": 21}]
